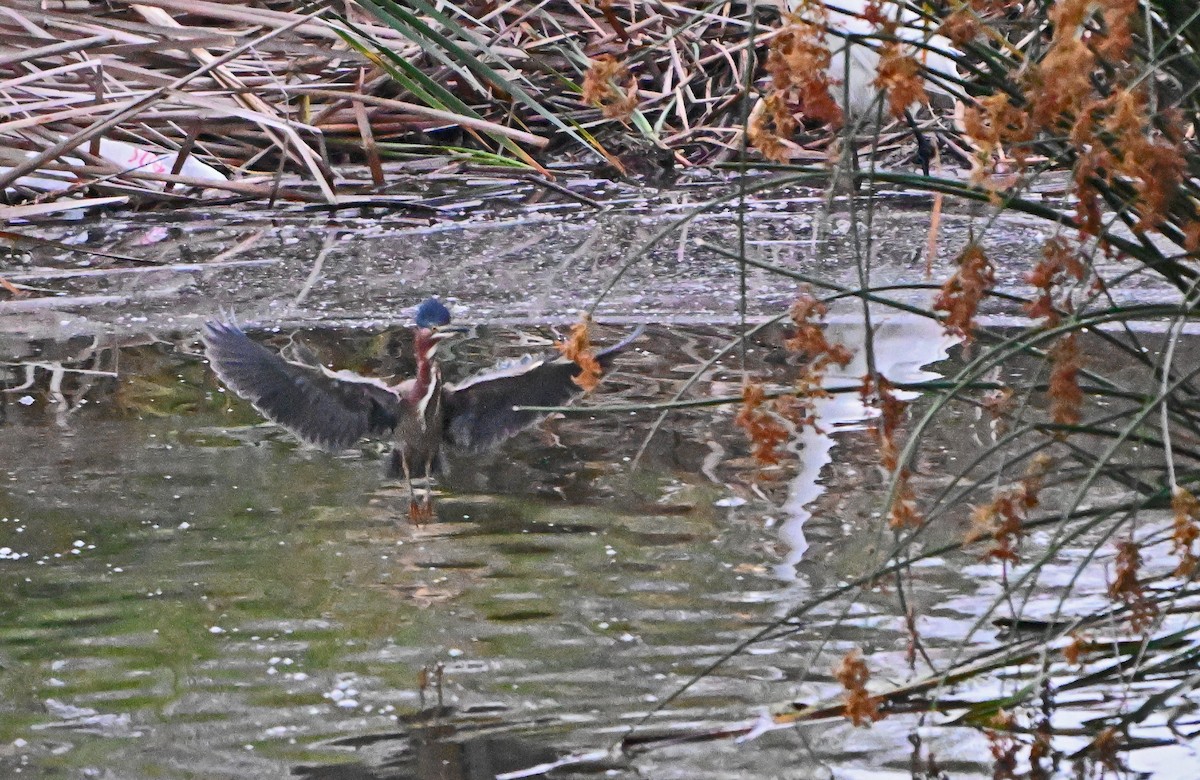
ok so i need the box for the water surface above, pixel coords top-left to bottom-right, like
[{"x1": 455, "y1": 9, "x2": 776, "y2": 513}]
[{"x1": 2, "y1": 185, "x2": 1196, "y2": 778}]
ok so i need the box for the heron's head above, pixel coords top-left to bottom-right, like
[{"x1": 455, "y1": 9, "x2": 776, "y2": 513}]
[{"x1": 413, "y1": 298, "x2": 466, "y2": 360}]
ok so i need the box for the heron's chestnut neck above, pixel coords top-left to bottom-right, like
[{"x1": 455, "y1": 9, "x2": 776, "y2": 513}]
[{"x1": 409, "y1": 327, "x2": 440, "y2": 400}]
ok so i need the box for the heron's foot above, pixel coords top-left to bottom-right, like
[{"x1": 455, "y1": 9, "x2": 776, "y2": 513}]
[{"x1": 408, "y1": 498, "x2": 435, "y2": 523}]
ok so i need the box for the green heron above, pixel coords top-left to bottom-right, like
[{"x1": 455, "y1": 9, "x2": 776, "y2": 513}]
[{"x1": 201, "y1": 299, "x2": 642, "y2": 515}]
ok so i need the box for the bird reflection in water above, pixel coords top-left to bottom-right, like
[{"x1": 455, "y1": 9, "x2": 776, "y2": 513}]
[{"x1": 292, "y1": 716, "x2": 577, "y2": 780}]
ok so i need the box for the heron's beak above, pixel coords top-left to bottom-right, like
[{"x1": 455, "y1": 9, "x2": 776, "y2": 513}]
[{"x1": 430, "y1": 324, "x2": 469, "y2": 341}]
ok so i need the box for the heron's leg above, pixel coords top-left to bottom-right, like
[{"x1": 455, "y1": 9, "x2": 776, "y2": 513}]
[
  {"x1": 420, "y1": 455, "x2": 437, "y2": 518},
  {"x1": 399, "y1": 451, "x2": 421, "y2": 521}
]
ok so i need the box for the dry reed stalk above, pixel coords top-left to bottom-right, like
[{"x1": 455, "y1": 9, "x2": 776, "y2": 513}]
[
  {"x1": 279, "y1": 86, "x2": 550, "y2": 147},
  {"x1": 130, "y1": 3, "x2": 335, "y2": 200},
  {"x1": 0, "y1": 1, "x2": 966, "y2": 209},
  {"x1": 0, "y1": 3, "x2": 327, "y2": 193}
]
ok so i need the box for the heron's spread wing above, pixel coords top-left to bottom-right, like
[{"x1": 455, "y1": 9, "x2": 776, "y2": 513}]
[
  {"x1": 443, "y1": 325, "x2": 643, "y2": 453},
  {"x1": 442, "y1": 356, "x2": 577, "y2": 453},
  {"x1": 202, "y1": 321, "x2": 401, "y2": 452}
]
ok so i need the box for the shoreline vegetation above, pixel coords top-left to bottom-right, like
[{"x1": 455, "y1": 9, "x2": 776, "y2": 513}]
[{"x1": 0, "y1": 0, "x2": 967, "y2": 212}]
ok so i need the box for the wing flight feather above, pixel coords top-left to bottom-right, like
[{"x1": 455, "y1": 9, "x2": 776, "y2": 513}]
[
  {"x1": 443, "y1": 325, "x2": 643, "y2": 453},
  {"x1": 202, "y1": 321, "x2": 401, "y2": 452}
]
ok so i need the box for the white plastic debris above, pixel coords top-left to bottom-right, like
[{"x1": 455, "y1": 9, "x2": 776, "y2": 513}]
[{"x1": 2, "y1": 137, "x2": 226, "y2": 195}]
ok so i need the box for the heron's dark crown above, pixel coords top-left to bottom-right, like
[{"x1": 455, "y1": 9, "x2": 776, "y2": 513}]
[{"x1": 415, "y1": 298, "x2": 452, "y2": 329}]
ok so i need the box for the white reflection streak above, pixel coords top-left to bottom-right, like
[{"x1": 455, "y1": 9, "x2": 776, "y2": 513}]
[
  {"x1": 775, "y1": 310, "x2": 959, "y2": 579},
  {"x1": 494, "y1": 749, "x2": 614, "y2": 780}
]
